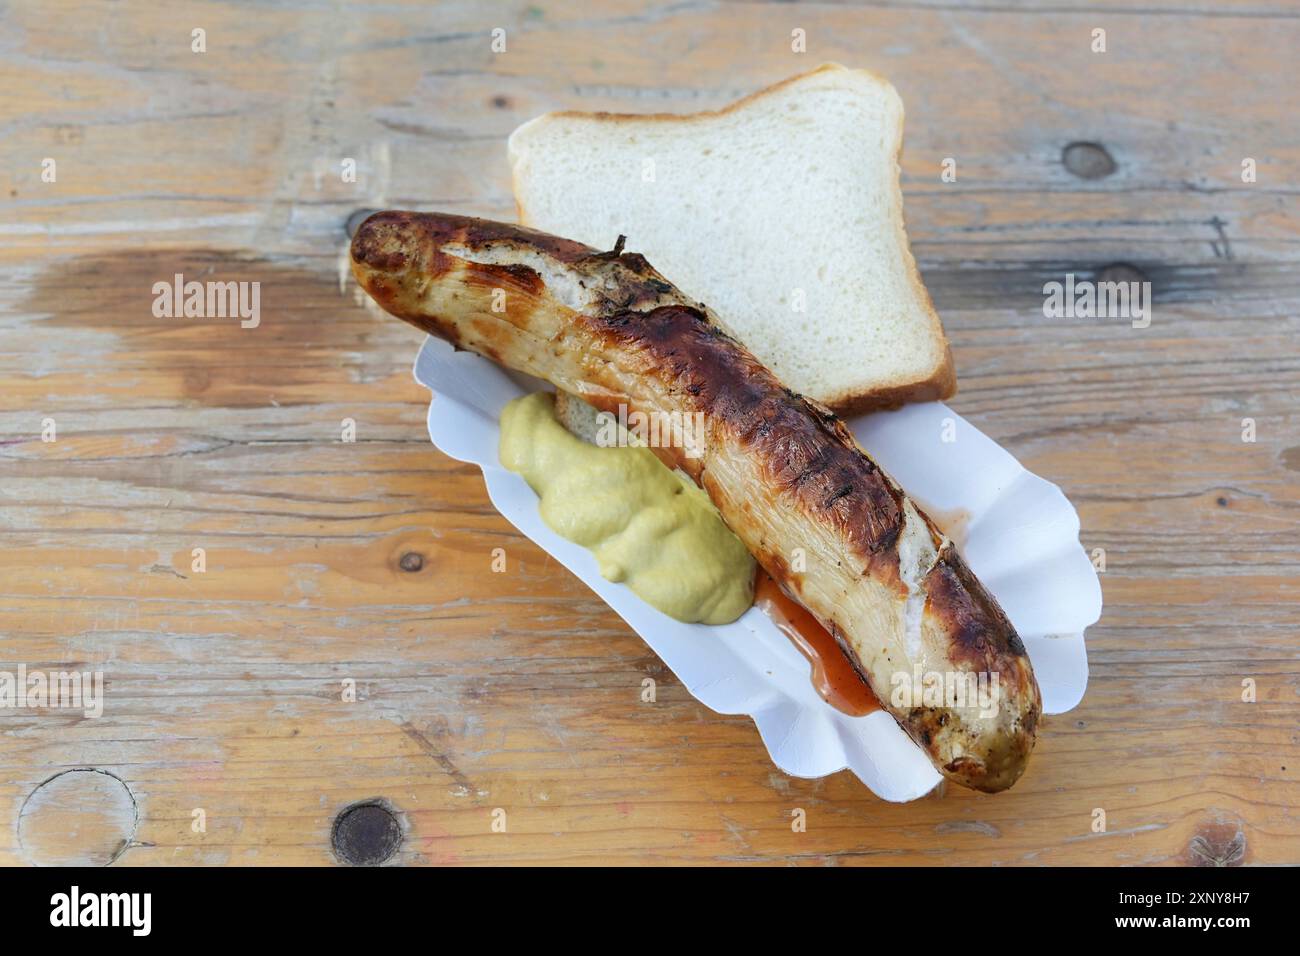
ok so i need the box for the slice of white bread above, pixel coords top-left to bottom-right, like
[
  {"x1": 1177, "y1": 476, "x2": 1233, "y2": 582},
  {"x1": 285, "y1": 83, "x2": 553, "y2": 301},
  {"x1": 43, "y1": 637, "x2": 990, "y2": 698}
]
[
  {"x1": 507, "y1": 63, "x2": 955, "y2": 414},
  {"x1": 552, "y1": 389, "x2": 639, "y2": 447}
]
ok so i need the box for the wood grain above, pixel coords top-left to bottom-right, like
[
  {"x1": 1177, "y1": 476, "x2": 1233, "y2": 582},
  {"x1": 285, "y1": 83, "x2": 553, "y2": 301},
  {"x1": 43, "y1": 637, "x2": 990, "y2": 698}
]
[{"x1": 0, "y1": 0, "x2": 1296, "y2": 865}]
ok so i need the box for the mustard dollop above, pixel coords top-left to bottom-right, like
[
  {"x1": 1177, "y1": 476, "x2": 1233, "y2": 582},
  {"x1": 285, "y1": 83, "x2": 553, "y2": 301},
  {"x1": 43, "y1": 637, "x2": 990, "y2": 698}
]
[{"x1": 499, "y1": 392, "x2": 754, "y2": 625}]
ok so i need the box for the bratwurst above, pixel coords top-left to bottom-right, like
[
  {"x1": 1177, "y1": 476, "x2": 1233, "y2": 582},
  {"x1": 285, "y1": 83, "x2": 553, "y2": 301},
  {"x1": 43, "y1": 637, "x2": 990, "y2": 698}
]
[{"x1": 351, "y1": 211, "x2": 1041, "y2": 792}]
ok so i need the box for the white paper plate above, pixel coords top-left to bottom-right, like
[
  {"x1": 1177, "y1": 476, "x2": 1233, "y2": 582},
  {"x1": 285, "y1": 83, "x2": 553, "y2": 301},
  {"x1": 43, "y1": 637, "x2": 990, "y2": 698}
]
[{"x1": 413, "y1": 336, "x2": 1101, "y2": 801}]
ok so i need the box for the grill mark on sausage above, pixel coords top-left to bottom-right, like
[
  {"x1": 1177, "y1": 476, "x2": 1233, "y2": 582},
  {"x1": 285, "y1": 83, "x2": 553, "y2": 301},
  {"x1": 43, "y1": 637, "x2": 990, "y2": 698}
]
[
  {"x1": 924, "y1": 548, "x2": 1029, "y2": 673},
  {"x1": 579, "y1": 304, "x2": 906, "y2": 567},
  {"x1": 352, "y1": 210, "x2": 596, "y2": 273}
]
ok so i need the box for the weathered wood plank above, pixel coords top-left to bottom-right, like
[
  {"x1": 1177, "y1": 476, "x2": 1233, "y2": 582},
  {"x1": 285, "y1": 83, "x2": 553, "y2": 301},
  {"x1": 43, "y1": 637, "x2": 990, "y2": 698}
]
[{"x1": 0, "y1": 0, "x2": 1296, "y2": 865}]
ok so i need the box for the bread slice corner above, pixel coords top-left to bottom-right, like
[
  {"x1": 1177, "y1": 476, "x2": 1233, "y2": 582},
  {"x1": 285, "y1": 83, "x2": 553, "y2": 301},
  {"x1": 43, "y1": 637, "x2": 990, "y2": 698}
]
[
  {"x1": 508, "y1": 62, "x2": 956, "y2": 414},
  {"x1": 551, "y1": 389, "x2": 600, "y2": 444}
]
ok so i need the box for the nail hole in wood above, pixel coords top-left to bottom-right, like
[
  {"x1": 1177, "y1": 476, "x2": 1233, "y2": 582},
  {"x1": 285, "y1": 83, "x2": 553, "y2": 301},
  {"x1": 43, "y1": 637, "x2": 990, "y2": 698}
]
[
  {"x1": 331, "y1": 801, "x2": 403, "y2": 866},
  {"x1": 399, "y1": 552, "x2": 424, "y2": 572},
  {"x1": 1063, "y1": 142, "x2": 1117, "y2": 179}
]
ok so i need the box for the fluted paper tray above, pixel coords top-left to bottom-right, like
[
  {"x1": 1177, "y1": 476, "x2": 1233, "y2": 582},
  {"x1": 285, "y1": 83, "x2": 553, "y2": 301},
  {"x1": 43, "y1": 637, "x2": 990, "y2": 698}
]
[{"x1": 414, "y1": 335, "x2": 1102, "y2": 801}]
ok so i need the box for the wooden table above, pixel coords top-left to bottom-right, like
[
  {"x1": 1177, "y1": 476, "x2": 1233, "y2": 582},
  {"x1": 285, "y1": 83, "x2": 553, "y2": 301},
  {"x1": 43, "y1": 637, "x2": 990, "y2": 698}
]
[{"x1": 2, "y1": 0, "x2": 1296, "y2": 866}]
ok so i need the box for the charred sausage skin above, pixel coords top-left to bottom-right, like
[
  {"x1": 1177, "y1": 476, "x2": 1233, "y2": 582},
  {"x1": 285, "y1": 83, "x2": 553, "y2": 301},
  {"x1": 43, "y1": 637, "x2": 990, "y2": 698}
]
[{"x1": 352, "y1": 211, "x2": 1041, "y2": 792}]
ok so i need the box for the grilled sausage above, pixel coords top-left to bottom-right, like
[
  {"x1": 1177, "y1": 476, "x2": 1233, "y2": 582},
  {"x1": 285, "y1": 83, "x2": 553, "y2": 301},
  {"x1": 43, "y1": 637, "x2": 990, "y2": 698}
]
[{"x1": 351, "y1": 211, "x2": 1041, "y2": 792}]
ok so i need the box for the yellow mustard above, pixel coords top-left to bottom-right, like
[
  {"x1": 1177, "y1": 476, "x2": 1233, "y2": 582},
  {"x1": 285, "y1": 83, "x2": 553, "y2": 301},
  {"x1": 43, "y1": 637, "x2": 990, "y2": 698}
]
[{"x1": 499, "y1": 392, "x2": 754, "y2": 625}]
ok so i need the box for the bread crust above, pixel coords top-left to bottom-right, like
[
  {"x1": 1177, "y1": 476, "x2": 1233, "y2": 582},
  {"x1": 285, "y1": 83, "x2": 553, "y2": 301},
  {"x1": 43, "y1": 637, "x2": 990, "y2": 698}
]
[{"x1": 507, "y1": 62, "x2": 957, "y2": 415}]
